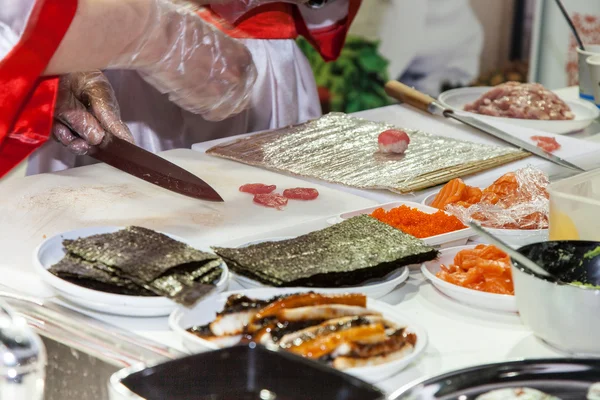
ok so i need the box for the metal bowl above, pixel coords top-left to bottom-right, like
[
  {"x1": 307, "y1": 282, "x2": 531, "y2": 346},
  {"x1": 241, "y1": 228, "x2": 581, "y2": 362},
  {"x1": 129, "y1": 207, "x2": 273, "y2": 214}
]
[
  {"x1": 391, "y1": 358, "x2": 600, "y2": 399},
  {"x1": 512, "y1": 241, "x2": 600, "y2": 356}
]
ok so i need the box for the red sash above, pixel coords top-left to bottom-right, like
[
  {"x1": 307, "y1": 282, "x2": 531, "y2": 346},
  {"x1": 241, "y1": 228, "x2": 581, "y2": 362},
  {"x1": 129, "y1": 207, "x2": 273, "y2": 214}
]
[
  {"x1": 200, "y1": 1, "x2": 362, "y2": 61},
  {"x1": 0, "y1": 0, "x2": 77, "y2": 178}
]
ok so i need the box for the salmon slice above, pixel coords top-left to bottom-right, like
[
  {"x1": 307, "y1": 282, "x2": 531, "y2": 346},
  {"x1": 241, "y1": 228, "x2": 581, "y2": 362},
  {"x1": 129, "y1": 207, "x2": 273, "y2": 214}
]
[
  {"x1": 482, "y1": 172, "x2": 518, "y2": 202},
  {"x1": 431, "y1": 179, "x2": 467, "y2": 209}
]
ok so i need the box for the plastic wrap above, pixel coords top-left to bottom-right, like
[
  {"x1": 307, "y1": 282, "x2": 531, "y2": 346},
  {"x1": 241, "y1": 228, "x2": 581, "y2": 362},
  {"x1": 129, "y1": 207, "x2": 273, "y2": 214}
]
[{"x1": 445, "y1": 166, "x2": 549, "y2": 230}]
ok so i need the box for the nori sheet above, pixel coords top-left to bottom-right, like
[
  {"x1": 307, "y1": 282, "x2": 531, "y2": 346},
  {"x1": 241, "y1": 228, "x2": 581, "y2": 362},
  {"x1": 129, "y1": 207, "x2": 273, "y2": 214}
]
[
  {"x1": 49, "y1": 254, "x2": 154, "y2": 296},
  {"x1": 50, "y1": 226, "x2": 224, "y2": 306},
  {"x1": 63, "y1": 226, "x2": 220, "y2": 282},
  {"x1": 213, "y1": 215, "x2": 438, "y2": 287}
]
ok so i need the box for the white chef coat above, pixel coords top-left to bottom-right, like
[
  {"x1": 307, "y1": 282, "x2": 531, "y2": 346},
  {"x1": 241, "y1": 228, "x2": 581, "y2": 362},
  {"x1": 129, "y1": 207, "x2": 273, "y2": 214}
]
[
  {"x1": 0, "y1": 1, "x2": 35, "y2": 58},
  {"x1": 351, "y1": 0, "x2": 484, "y2": 97}
]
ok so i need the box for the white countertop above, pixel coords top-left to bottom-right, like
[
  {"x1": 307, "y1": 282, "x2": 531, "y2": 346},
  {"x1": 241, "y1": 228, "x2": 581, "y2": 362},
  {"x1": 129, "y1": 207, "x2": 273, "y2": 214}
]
[{"x1": 4, "y1": 86, "x2": 599, "y2": 394}]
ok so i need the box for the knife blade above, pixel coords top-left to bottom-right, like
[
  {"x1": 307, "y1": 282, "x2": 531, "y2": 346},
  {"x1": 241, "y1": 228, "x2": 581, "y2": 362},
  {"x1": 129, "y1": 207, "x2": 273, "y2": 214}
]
[
  {"x1": 384, "y1": 80, "x2": 586, "y2": 173},
  {"x1": 88, "y1": 136, "x2": 224, "y2": 202},
  {"x1": 444, "y1": 111, "x2": 585, "y2": 172}
]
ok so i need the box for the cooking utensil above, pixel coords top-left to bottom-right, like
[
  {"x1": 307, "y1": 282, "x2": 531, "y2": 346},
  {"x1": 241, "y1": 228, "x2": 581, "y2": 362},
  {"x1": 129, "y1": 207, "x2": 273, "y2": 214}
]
[
  {"x1": 511, "y1": 241, "x2": 600, "y2": 356},
  {"x1": 467, "y1": 222, "x2": 565, "y2": 282},
  {"x1": 554, "y1": 0, "x2": 585, "y2": 51},
  {"x1": 89, "y1": 136, "x2": 223, "y2": 202},
  {"x1": 384, "y1": 81, "x2": 585, "y2": 172}
]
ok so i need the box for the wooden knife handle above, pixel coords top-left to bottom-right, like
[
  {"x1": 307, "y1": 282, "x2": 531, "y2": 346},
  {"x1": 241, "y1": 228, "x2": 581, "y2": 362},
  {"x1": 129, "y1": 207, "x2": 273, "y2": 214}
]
[{"x1": 384, "y1": 80, "x2": 437, "y2": 113}]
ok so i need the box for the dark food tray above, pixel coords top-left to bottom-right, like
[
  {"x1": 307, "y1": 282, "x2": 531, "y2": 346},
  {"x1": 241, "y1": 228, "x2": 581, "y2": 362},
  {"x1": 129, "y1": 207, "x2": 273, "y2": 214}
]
[{"x1": 120, "y1": 344, "x2": 387, "y2": 400}]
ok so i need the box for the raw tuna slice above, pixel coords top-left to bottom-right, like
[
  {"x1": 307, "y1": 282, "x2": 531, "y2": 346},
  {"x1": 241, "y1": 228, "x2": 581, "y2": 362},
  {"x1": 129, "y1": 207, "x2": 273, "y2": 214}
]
[
  {"x1": 239, "y1": 183, "x2": 276, "y2": 194},
  {"x1": 283, "y1": 188, "x2": 319, "y2": 200},
  {"x1": 378, "y1": 129, "x2": 410, "y2": 154},
  {"x1": 253, "y1": 193, "x2": 288, "y2": 210},
  {"x1": 531, "y1": 136, "x2": 561, "y2": 153}
]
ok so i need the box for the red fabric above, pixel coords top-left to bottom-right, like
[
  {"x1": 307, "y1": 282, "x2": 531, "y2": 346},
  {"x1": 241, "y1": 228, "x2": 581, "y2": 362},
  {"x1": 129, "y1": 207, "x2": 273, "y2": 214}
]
[
  {"x1": 0, "y1": 0, "x2": 77, "y2": 178},
  {"x1": 200, "y1": 4, "x2": 298, "y2": 39},
  {"x1": 295, "y1": 0, "x2": 362, "y2": 61},
  {"x1": 201, "y1": 1, "x2": 362, "y2": 61}
]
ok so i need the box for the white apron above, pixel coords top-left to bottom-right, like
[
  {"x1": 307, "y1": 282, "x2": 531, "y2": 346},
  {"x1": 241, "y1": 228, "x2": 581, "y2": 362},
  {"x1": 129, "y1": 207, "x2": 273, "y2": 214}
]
[{"x1": 26, "y1": 38, "x2": 321, "y2": 174}]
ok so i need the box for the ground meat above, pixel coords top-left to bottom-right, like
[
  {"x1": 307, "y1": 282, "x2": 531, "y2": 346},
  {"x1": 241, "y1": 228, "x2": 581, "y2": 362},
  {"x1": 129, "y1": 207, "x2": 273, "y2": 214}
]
[{"x1": 464, "y1": 82, "x2": 574, "y2": 120}]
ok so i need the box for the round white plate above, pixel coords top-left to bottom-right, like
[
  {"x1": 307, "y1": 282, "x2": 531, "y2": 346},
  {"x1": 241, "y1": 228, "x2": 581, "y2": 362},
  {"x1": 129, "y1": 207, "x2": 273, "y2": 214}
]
[
  {"x1": 421, "y1": 245, "x2": 517, "y2": 313},
  {"x1": 33, "y1": 226, "x2": 229, "y2": 317},
  {"x1": 231, "y1": 237, "x2": 410, "y2": 299},
  {"x1": 422, "y1": 192, "x2": 548, "y2": 248},
  {"x1": 331, "y1": 201, "x2": 475, "y2": 248},
  {"x1": 169, "y1": 287, "x2": 427, "y2": 383},
  {"x1": 438, "y1": 87, "x2": 600, "y2": 134}
]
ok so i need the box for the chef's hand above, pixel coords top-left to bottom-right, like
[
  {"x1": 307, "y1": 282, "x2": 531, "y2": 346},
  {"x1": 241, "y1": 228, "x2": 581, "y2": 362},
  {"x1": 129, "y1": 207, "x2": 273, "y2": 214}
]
[
  {"x1": 53, "y1": 71, "x2": 134, "y2": 156},
  {"x1": 109, "y1": 0, "x2": 257, "y2": 121}
]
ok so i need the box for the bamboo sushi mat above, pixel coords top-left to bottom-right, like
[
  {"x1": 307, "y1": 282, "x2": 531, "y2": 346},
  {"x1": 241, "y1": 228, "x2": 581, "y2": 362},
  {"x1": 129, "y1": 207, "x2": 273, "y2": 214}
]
[{"x1": 207, "y1": 113, "x2": 530, "y2": 194}]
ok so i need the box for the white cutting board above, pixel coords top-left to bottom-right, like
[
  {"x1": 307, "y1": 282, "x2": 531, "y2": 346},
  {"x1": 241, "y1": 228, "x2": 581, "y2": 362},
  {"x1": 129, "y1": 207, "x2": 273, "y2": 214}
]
[{"x1": 0, "y1": 149, "x2": 376, "y2": 269}]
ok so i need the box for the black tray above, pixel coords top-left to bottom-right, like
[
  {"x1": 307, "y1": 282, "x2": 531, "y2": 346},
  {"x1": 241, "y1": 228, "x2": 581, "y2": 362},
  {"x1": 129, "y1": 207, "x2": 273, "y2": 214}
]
[
  {"x1": 119, "y1": 344, "x2": 387, "y2": 400},
  {"x1": 392, "y1": 358, "x2": 600, "y2": 399}
]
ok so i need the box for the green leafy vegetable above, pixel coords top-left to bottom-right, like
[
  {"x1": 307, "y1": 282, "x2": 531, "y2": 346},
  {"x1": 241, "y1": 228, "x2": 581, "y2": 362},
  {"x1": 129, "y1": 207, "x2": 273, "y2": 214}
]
[{"x1": 296, "y1": 35, "x2": 391, "y2": 113}]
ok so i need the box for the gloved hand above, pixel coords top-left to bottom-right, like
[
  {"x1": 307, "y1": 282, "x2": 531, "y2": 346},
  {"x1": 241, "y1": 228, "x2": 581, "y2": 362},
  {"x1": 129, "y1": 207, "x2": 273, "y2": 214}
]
[
  {"x1": 53, "y1": 71, "x2": 134, "y2": 156},
  {"x1": 108, "y1": 0, "x2": 257, "y2": 121}
]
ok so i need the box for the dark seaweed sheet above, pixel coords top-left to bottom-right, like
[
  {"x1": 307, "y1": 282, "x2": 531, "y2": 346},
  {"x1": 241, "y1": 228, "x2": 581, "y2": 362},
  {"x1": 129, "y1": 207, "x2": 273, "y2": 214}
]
[
  {"x1": 49, "y1": 254, "x2": 155, "y2": 296},
  {"x1": 213, "y1": 215, "x2": 438, "y2": 287},
  {"x1": 50, "y1": 226, "x2": 224, "y2": 306},
  {"x1": 63, "y1": 226, "x2": 220, "y2": 282}
]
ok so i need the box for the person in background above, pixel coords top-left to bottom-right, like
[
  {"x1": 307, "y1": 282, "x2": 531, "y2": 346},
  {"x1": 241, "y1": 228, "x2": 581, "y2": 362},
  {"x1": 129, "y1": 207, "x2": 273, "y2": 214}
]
[
  {"x1": 351, "y1": 0, "x2": 483, "y2": 97},
  {"x1": 0, "y1": 0, "x2": 257, "y2": 178},
  {"x1": 26, "y1": 0, "x2": 362, "y2": 175}
]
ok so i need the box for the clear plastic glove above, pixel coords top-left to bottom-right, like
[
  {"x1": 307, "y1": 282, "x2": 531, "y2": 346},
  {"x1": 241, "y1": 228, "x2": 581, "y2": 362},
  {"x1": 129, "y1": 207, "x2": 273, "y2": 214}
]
[
  {"x1": 53, "y1": 71, "x2": 134, "y2": 156},
  {"x1": 109, "y1": 0, "x2": 257, "y2": 121}
]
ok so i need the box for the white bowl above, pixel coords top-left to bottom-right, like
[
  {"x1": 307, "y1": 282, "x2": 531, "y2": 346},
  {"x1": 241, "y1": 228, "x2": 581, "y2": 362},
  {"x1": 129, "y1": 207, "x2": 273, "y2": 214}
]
[
  {"x1": 169, "y1": 287, "x2": 428, "y2": 384},
  {"x1": 421, "y1": 245, "x2": 517, "y2": 313},
  {"x1": 438, "y1": 87, "x2": 600, "y2": 134},
  {"x1": 33, "y1": 226, "x2": 229, "y2": 317},
  {"x1": 231, "y1": 237, "x2": 410, "y2": 299},
  {"x1": 511, "y1": 241, "x2": 600, "y2": 357},
  {"x1": 422, "y1": 193, "x2": 548, "y2": 248},
  {"x1": 332, "y1": 201, "x2": 475, "y2": 248}
]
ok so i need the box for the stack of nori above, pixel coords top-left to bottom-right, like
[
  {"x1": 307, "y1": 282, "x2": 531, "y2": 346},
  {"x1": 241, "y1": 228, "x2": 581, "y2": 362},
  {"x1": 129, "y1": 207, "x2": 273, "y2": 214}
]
[
  {"x1": 49, "y1": 226, "x2": 223, "y2": 306},
  {"x1": 212, "y1": 215, "x2": 438, "y2": 287}
]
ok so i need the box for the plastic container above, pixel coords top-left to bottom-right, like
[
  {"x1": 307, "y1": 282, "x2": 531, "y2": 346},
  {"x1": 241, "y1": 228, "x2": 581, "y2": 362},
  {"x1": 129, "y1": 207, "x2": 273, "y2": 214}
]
[
  {"x1": 331, "y1": 201, "x2": 475, "y2": 248},
  {"x1": 549, "y1": 170, "x2": 600, "y2": 241}
]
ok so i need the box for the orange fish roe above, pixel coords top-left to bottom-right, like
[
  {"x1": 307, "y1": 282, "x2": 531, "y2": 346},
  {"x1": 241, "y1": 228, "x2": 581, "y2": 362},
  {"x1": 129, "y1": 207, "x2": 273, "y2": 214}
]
[
  {"x1": 370, "y1": 205, "x2": 466, "y2": 238},
  {"x1": 436, "y1": 244, "x2": 514, "y2": 295}
]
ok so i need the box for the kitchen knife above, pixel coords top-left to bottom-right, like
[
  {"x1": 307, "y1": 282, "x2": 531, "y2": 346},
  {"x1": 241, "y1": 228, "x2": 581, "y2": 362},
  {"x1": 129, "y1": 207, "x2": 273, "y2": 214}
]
[
  {"x1": 88, "y1": 135, "x2": 224, "y2": 202},
  {"x1": 384, "y1": 80, "x2": 586, "y2": 173}
]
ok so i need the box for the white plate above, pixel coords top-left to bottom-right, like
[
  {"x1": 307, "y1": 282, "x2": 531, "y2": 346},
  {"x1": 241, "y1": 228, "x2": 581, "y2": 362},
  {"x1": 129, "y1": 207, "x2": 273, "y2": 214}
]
[
  {"x1": 422, "y1": 192, "x2": 548, "y2": 248},
  {"x1": 332, "y1": 201, "x2": 474, "y2": 248},
  {"x1": 421, "y1": 245, "x2": 517, "y2": 313},
  {"x1": 438, "y1": 87, "x2": 600, "y2": 134},
  {"x1": 33, "y1": 226, "x2": 229, "y2": 317},
  {"x1": 231, "y1": 237, "x2": 410, "y2": 299},
  {"x1": 169, "y1": 287, "x2": 427, "y2": 383}
]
